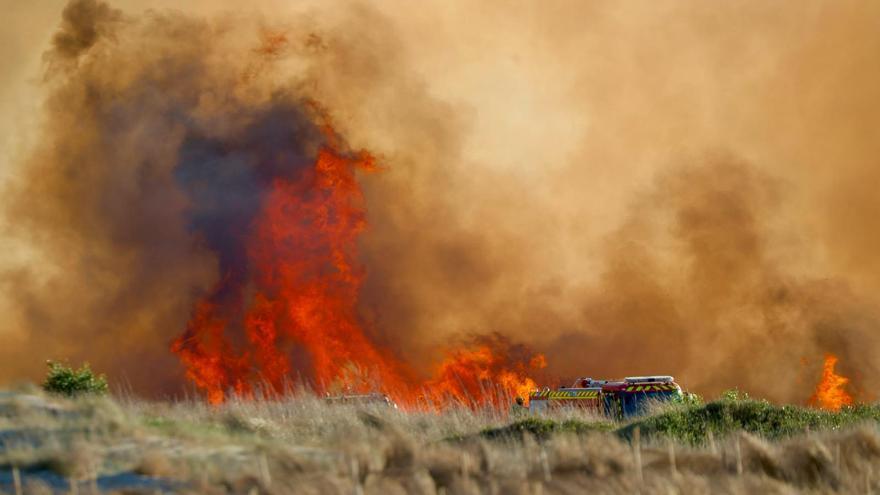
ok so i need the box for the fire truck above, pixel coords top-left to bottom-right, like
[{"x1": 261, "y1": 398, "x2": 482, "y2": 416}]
[{"x1": 528, "y1": 375, "x2": 683, "y2": 419}]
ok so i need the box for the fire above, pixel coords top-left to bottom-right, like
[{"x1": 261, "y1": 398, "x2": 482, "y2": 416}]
[
  {"x1": 809, "y1": 354, "x2": 854, "y2": 411},
  {"x1": 245, "y1": 147, "x2": 414, "y2": 399},
  {"x1": 427, "y1": 335, "x2": 547, "y2": 408},
  {"x1": 171, "y1": 300, "x2": 251, "y2": 404},
  {"x1": 172, "y1": 139, "x2": 413, "y2": 403},
  {"x1": 171, "y1": 121, "x2": 543, "y2": 407}
]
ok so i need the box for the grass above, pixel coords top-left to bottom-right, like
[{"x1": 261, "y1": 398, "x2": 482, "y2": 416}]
[
  {"x1": 480, "y1": 417, "x2": 615, "y2": 440},
  {"x1": 619, "y1": 398, "x2": 880, "y2": 445},
  {"x1": 3, "y1": 389, "x2": 880, "y2": 493},
  {"x1": 480, "y1": 398, "x2": 880, "y2": 447}
]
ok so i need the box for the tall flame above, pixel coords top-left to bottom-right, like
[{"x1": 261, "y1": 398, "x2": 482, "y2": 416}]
[
  {"x1": 171, "y1": 128, "x2": 543, "y2": 407},
  {"x1": 172, "y1": 142, "x2": 413, "y2": 404},
  {"x1": 245, "y1": 147, "x2": 417, "y2": 399},
  {"x1": 809, "y1": 354, "x2": 854, "y2": 412}
]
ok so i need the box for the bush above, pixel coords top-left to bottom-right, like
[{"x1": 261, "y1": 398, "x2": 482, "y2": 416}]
[
  {"x1": 720, "y1": 388, "x2": 751, "y2": 402},
  {"x1": 619, "y1": 399, "x2": 880, "y2": 445},
  {"x1": 480, "y1": 417, "x2": 614, "y2": 440},
  {"x1": 42, "y1": 361, "x2": 108, "y2": 396},
  {"x1": 673, "y1": 391, "x2": 704, "y2": 406},
  {"x1": 484, "y1": 399, "x2": 880, "y2": 446}
]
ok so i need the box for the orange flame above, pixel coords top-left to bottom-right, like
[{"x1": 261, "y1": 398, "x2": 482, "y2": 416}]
[
  {"x1": 171, "y1": 125, "x2": 543, "y2": 407},
  {"x1": 427, "y1": 336, "x2": 546, "y2": 408},
  {"x1": 172, "y1": 144, "x2": 413, "y2": 403},
  {"x1": 809, "y1": 354, "x2": 854, "y2": 411}
]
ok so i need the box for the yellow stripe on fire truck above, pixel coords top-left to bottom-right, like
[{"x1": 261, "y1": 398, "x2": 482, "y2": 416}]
[{"x1": 543, "y1": 390, "x2": 600, "y2": 399}]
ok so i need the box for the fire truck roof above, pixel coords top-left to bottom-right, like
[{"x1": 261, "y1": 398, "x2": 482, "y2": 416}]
[{"x1": 624, "y1": 375, "x2": 674, "y2": 383}]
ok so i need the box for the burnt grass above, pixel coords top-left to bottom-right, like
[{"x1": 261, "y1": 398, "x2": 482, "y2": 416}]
[{"x1": 481, "y1": 398, "x2": 880, "y2": 445}]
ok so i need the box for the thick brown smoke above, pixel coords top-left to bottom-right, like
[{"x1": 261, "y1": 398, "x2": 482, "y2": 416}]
[{"x1": 2, "y1": 0, "x2": 880, "y2": 402}]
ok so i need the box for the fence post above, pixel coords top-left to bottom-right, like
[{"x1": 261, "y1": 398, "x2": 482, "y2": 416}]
[
  {"x1": 633, "y1": 427, "x2": 643, "y2": 486},
  {"x1": 351, "y1": 455, "x2": 363, "y2": 495},
  {"x1": 539, "y1": 447, "x2": 551, "y2": 483},
  {"x1": 735, "y1": 436, "x2": 743, "y2": 476},
  {"x1": 259, "y1": 453, "x2": 272, "y2": 488},
  {"x1": 12, "y1": 466, "x2": 21, "y2": 495}
]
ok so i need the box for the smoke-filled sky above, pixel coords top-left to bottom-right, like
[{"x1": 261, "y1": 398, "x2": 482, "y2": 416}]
[{"x1": 2, "y1": 0, "x2": 880, "y2": 402}]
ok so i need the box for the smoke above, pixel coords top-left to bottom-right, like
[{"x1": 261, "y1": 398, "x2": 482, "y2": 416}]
[
  {"x1": 2, "y1": 0, "x2": 880, "y2": 402},
  {"x1": 546, "y1": 157, "x2": 880, "y2": 401},
  {"x1": 0, "y1": 0, "x2": 336, "y2": 395}
]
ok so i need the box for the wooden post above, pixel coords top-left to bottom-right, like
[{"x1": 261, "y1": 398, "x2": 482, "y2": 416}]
[
  {"x1": 89, "y1": 462, "x2": 99, "y2": 495},
  {"x1": 12, "y1": 466, "x2": 21, "y2": 495},
  {"x1": 668, "y1": 439, "x2": 678, "y2": 478},
  {"x1": 735, "y1": 436, "x2": 743, "y2": 476},
  {"x1": 835, "y1": 443, "x2": 841, "y2": 476},
  {"x1": 351, "y1": 456, "x2": 363, "y2": 495},
  {"x1": 259, "y1": 453, "x2": 272, "y2": 488},
  {"x1": 633, "y1": 427, "x2": 643, "y2": 485},
  {"x1": 539, "y1": 447, "x2": 551, "y2": 483}
]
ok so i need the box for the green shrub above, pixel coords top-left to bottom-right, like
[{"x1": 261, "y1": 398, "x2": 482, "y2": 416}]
[
  {"x1": 673, "y1": 391, "x2": 704, "y2": 406},
  {"x1": 481, "y1": 399, "x2": 880, "y2": 446},
  {"x1": 42, "y1": 360, "x2": 108, "y2": 396},
  {"x1": 619, "y1": 399, "x2": 880, "y2": 445},
  {"x1": 720, "y1": 388, "x2": 751, "y2": 402},
  {"x1": 480, "y1": 417, "x2": 614, "y2": 440}
]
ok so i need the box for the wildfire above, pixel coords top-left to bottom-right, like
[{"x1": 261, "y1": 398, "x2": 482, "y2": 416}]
[
  {"x1": 809, "y1": 354, "x2": 854, "y2": 412},
  {"x1": 172, "y1": 138, "x2": 413, "y2": 404},
  {"x1": 171, "y1": 122, "x2": 543, "y2": 407},
  {"x1": 427, "y1": 336, "x2": 547, "y2": 408}
]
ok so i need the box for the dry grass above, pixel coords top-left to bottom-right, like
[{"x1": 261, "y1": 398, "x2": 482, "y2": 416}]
[{"x1": 1, "y1": 390, "x2": 880, "y2": 493}]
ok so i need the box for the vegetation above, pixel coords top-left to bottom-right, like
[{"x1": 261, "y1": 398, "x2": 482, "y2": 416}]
[
  {"x1": 620, "y1": 397, "x2": 880, "y2": 445},
  {"x1": 475, "y1": 392, "x2": 880, "y2": 449},
  {"x1": 41, "y1": 360, "x2": 109, "y2": 396},
  {"x1": 481, "y1": 416, "x2": 615, "y2": 439},
  {"x1": 3, "y1": 385, "x2": 880, "y2": 493}
]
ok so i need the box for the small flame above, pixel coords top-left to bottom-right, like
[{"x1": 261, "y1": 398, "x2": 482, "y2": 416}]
[
  {"x1": 427, "y1": 336, "x2": 546, "y2": 408},
  {"x1": 809, "y1": 354, "x2": 854, "y2": 412}
]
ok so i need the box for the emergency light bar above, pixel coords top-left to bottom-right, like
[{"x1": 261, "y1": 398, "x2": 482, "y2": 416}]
[
  {"x1": 572, "y1": 377, "x2": 609, "y2": 388},
  {"x1": 624, "y1": 376, "x2": 674, "y2": 384}
]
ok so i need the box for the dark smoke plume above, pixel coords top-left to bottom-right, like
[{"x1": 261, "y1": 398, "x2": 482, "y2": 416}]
[{"x1": 1, "y1": 0, "x2": 341, "y2": 395}]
